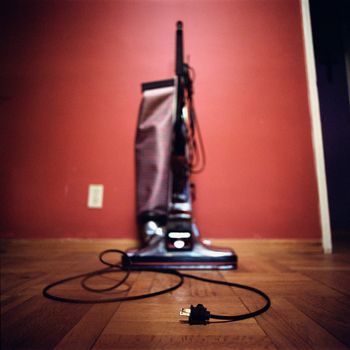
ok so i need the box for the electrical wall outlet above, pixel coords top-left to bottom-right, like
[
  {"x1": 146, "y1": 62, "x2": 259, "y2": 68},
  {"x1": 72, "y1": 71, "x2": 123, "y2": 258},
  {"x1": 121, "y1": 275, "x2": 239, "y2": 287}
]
[{"x1": 87, "y1": 184, "x2": 104, "y2": 209}]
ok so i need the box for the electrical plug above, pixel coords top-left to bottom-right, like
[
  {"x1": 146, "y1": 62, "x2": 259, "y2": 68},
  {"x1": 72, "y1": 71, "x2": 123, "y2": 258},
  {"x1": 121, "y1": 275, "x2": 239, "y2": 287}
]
[{"x1": 180, "y1": 304, "x2": 210, "y2": 325}]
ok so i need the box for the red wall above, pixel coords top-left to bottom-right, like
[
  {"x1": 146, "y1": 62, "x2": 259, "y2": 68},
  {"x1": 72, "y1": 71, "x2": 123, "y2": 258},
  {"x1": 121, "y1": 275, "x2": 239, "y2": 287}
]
[{"x1": 0, "y1": 0, "x2": 321, "y2": 239}]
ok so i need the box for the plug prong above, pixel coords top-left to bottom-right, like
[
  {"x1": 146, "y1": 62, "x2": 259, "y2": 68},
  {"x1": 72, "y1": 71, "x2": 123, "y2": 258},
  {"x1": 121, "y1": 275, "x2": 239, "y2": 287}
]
[{"x1": 180, "y1": 308, "x2": 191, "y2": 316}]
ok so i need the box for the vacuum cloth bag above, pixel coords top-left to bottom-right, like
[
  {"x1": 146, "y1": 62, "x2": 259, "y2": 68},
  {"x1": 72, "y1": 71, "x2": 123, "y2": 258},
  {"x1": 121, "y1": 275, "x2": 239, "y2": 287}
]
[{"x1": 135, "y1": 80, "x2": 175, "y2": 218}]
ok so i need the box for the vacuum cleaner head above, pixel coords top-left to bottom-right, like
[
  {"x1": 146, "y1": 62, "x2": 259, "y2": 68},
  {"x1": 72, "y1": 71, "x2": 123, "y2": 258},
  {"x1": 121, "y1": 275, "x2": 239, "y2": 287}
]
[{"x1": 123, "y1": 224, "x2": 237, "y2": 270}]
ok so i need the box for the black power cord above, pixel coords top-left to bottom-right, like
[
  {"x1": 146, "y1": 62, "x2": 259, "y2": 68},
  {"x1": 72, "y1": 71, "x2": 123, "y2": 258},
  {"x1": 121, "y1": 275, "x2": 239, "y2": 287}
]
[
  {"x1": 179, "y1": 272, "x2": 271, "y2": 324},
  {"x1": 42, "y1": 250, "x2": 184, "y2": 304},
  {"x1": 42, "y1": 249, "x2": 271, "y2": 325}
]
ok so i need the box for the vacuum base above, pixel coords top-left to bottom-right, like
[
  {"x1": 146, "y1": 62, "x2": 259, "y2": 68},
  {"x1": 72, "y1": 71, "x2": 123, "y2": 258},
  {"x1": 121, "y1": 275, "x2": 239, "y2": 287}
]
[{"x1": 123, "y1": 235, "x2": 237, "y2": 270}]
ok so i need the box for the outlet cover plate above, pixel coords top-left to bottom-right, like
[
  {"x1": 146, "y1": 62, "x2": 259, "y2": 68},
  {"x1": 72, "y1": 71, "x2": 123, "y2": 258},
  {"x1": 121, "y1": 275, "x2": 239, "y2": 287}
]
[{"x1": 87, "y1": 184, "x2": 104, "y2": 209}]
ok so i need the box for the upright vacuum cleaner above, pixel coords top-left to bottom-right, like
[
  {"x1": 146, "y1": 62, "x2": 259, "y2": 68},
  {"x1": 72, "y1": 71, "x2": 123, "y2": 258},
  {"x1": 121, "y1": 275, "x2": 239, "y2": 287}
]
[{"x1": 123, "y1": 21, "x2": 237, "y2": 269}]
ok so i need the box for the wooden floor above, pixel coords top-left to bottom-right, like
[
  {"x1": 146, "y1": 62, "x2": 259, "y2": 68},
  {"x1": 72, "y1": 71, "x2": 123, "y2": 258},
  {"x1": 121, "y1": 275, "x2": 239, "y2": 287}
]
[{"x1": 1, "y1": 239, "x2": 350, "y2": 350}]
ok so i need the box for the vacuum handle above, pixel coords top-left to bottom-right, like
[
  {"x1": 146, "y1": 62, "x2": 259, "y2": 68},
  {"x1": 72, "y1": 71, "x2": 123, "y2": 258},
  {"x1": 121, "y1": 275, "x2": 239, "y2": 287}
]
[{"x1": 176, "y1": 21, "x2": 184, "y2": 76}]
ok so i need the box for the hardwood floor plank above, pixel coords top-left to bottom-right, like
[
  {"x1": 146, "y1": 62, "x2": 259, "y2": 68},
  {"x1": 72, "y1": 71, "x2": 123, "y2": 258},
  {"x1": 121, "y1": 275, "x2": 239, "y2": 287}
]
[
  {"x1": 223, "y1": 272, "x2": 344, "y2": 299},
  {"x1": 93, "y1": 334, "x2": 277, "y2": 350},
  {"x1": 54, "y1": 302, "x2": 121, "y2": 350},
  {"x1": 1, "y1": 271, "x2": 43, "y2": 293},
  {"x1": 239, "y1": 296, "x2": 349, "y2": 350},
  {"x1": 1, "y1": 296, "x2": 91, "y2": 350},
  {"x1": 303, "y1": 271, "x2": 350, "y2": 296},
  {"x1": 288, "y1": 295, "x2": 350, "y2": 347},
  {"x1": 278, "y1": 255, "x2": 350, "y2": 272},
  {"x1": 1, "y1": 292, "x2": 34, "y2": 314},
  {"x1": 240, "y1": 297, "x2": 313, "y2": 350}
]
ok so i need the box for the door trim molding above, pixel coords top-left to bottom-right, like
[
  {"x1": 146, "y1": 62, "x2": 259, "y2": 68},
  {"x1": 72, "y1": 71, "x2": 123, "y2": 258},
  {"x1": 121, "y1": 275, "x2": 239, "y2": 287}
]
[{"x1": 300, "y1": 0, "x2": 332, "y2": 253}]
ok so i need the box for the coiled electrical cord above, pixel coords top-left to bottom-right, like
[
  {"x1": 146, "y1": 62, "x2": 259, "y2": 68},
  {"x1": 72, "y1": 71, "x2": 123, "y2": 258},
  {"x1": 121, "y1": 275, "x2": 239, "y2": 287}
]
[{"x1": 42, "y1": 249, "x2": 271, "y2": 324}]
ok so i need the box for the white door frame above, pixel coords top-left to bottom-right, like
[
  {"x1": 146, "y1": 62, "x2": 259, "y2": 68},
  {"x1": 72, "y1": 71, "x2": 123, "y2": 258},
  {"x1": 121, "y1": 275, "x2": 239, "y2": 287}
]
[{"x1": 300, "y1": 0, "x2": 332, "y2": 253}]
